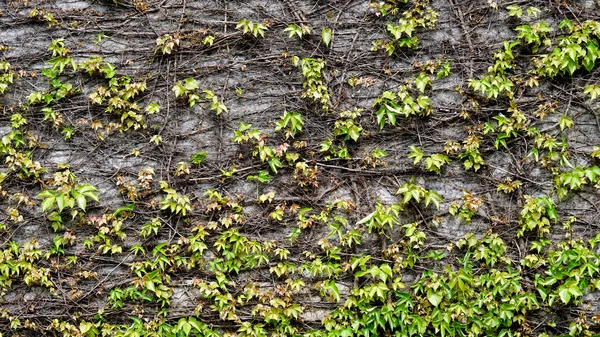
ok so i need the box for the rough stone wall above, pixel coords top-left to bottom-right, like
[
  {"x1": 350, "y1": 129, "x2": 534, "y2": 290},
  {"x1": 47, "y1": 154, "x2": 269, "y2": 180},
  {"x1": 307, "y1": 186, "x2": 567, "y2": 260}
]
[{"x1": 1, "y1": 0, "x2": 600, "y2": 336}]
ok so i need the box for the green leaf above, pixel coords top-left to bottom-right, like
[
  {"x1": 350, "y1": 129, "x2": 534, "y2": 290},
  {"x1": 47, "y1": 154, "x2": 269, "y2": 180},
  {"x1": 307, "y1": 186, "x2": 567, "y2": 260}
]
[
  {"x1": 183, "y1": 78, "x2": 200, "y2": 91},
  {"x1": 379, "y1": 264, "x2": 393, "y2": 283},
  {"x1": 268, "y1": 157, "x2": 283, "y2": 174},
  {"x1": 145, "y1": 280, "x2": 155, "y2": 292},
  {"x1": 583, "y1": 84, "x2": 600, "y2": 100},
  {"x1": 425, "y1": 190, "x2": 443, "y2": 210},
  {"x1": 37, "y1": 190, "x2": 55, "y2": 198},
  {"x1": 559, "y1": 115, "x2": 573, "y2": 131},
  {"x1": 547, "y1": 206, "x2": 558, "y2": 220},
  {"x1": 559, "y1": 18, "x2": 573, "y2": 32},
  {"x1": 526, "y1": 7, "x2": 541, "y2": 17},
  {"x1": 284, "y1": 24, "x2": 302, "y2": 38},
  {"x1": 56, "y1": 193, "x2": 65, "y2": 212},
  {"x1": 409, "y1": 146, "x2": 423, "y2": 164},
  {"x1": 79, "y1": 321, "x2": 94, "y2": 334},
  {"x1": 41, "y1": 196, "x2": 56, "y2": 212},
  {"x1": 190, "y1": 152, "x2": 207, "y2": 165},
  {"x1": 73, "y1": 191, "x2": 87, "y2": 211},
  {"x1": 567, "y1": 280, "x2": 582, "y2": 297},
  {"x1": 100, "y1": 63, "x2": 116, "y2": 79},
  {"x1": 563, "y1": 57, "x2": 578, "y2": 75},
  {"x1": 321, "y1": 28, "x2": 332, "y2": 47},
  {"x1": 507, "y1": 5, "x2": 523, "y2": 18},
  {"x1": 238, "y1": 122, "x2": 252, "y2": 132},
  {"x1": 387, "y1": 108, "x2": 397, "y2": 126},
  {"x1": 327, "y1": 280, "x2": 340, "y2": 302},
  {"x1": 558, "y1": 286, "x2": 571, "y2": 304},
  {"x1": 348, "y1": 125, "x2": 360, "y2": 141},
  {"x1": 427, "y1": 290, "x2": 443, "y2": 306},
  {"x1": 172, "y1": 83, "x2": 185, "y2": 97},
  {"x1": 187, "y1": 317, "x2": 202, "y2": 332},
  {"x1": 182, "y1": 322, "x2": 192, "y2": 336},
  {"x1": 145, "y1": 103, "x2": 160, "y2": 115},
  {"x1": 78, "y1": 185, "x2": 99, "y2": 201},
  {"x1": 84, "y1": 191, "x2": 99, "y2": 203},
  {"x1": 28, "y1": 91, "x2": 43, "y2": 105},
  {"x1": 415, "y1": 72, "x2": 431, "y2": 93}
]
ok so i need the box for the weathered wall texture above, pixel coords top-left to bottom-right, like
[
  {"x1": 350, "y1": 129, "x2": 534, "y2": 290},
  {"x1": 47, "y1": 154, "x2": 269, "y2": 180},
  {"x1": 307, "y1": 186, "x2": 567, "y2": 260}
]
[{"x1": 1, "y1": 0, "x2": 600, "y2": 336}]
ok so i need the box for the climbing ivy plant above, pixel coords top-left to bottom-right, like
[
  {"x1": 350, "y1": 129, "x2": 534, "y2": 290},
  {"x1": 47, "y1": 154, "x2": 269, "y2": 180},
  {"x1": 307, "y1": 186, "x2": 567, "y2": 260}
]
[{"x1": 2, "y1": 1, "x2": 600, "y2": 337}]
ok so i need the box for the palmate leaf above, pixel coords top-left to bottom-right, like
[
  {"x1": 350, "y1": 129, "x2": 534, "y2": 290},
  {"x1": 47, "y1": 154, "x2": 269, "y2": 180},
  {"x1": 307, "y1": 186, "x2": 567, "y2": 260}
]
[
  {"x1": 558, "y1": 280, "x2": 583, "y2": 304},
  {"x1": 425, "y1": 190, "x2": 443, "y2": 210},
  {"x1": 190, "y1": 152, "x2": 207, "y2": 165},
  {"x1": 172, "y1": 83, "x2": 186, "y2": 97},
  {"x1": 527, "y1": 7, "x2": 541, "y2": 17},
  {"x1": 145, "y1": 102, "x2": 160, "y2": 115},
  {"x1": 284, "y1": 24, "x2": 302, "y2": 38},
  {"x1": 79, "y1": 322, "x2": 97, "y2": 335},
  {"x1": 408, "y1": 146, "x2": 423, "y2": 164},
  {"x1": 187, "y1": 317, "x2": 203, "y2": 333},
  {"x1": 406, "y1": 188, "x2": 420, "y2": 204},
  {"x1": 254, "y1": 23, "x2": 268, "y2": 38},
  {"x1": 425, "y1": 153, "x2": 450, "y2": 174},
  {"x1": 236, "y1": 19, "x2": 250, "y2": 34},
  {"x1": 584, "y1": 84, "x2": 600, "y2": 100},
  {"x1": 506, "y1": 4, "x2": 523, "y2": 17},
  {"x1": 268, "y1": 157, "x2": 283, "y2": 174},
  {"x1": 369, "y1": 282, "x2": 388, "y2": 301},
  {"x1": 289, "y1": 111, "x2": 303, "y2": 130},
  {"x1": 181, "y1": 321, "x2": 192, "y2": 336},
  {"x1": 183, "y1": 78, "x2": 200, "y2": 91},
  {"x1": 585, "y1": 166, "x2": 600, "y2": 182},
  {"x1": 78, "y1": 185, "x2": 99, "y2": 204}
]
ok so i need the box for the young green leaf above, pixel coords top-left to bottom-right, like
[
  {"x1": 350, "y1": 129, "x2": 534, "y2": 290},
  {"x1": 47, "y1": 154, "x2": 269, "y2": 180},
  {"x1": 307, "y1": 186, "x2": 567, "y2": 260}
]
[
  {"x1": 507, "y1": 4, "x2": 523, "y2": 17},
  {"x1": 584, "y1": 84, "x2": 600, "y2": 100},
  {"x1": 408, "y1": 146, "x2": 423, "y2": 164},
  {"x1": 73, "y1": 191, "x2": 87, "y2": 211},
  {"x1": 190, "y1": 152, "x2": 207, "y2": 166},
  {"x1": 284, "y1": 24, "x2": 303, "y2": 38},
  {"x1": 424, "y1": 190, "x2": 443, "y2": 210},
  {"x1": 415, "y1": 72, "x2": 432, "y2": 93},
  {"x1": 559, "y1": 115, "x2": 573, "y2": 131},
  {"x1": 145, "y1": 103, "x2": 160, "y2": 115},
  {"x1": 41, "y1": 195, "x2": 56, "y2": 212},
  {"x1": 427, "y1": 290, "x2": 443, "y2": 306},
  {"x1": 321, "y1": 28, "x2": 332, "y2": 47},
  {"x1": 526, "y1": 7, "x2": 541, "y2": 17}
]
